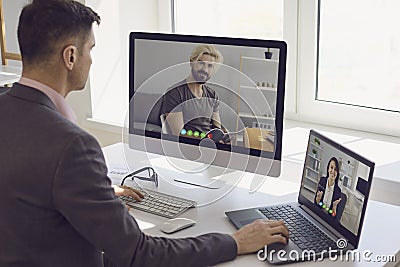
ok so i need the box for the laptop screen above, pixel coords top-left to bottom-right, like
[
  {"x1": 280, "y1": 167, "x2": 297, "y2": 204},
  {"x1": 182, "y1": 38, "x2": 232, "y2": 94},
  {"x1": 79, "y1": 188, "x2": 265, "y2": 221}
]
[{"x1": 299, "y1": 130, "x2": 374, "y2": 246}]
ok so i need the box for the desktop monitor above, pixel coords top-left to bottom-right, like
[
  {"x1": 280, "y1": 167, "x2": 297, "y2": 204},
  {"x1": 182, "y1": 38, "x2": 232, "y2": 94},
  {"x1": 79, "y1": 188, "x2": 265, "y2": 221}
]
[{"x1": 128, "y1": 32, "x2": 286, "y2": 179}]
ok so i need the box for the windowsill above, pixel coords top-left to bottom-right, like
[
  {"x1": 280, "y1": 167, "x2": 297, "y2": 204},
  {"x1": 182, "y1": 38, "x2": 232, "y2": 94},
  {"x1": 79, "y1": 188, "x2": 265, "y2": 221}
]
[
  {"x1": 284, "y1": 119, "x2": 400, "y2": 176},
  {"x1": 86, "y1": 117, "x2": 400, "y2": 179},
  {"x1": 86, "y1": 117, "x2": 400, "y2": 205},
  {"x1": 0, "y1": 65, "x2": 22, "y2": 86},
  {"x1": 87, "y1": 117, "x2": 400, "y2": 181},
  {"x1": 85, "y1": 117, "x2": 123, "y2": 135},
  {"x1": 283, "y1": 119, "x2": 400, "y2": 206}
]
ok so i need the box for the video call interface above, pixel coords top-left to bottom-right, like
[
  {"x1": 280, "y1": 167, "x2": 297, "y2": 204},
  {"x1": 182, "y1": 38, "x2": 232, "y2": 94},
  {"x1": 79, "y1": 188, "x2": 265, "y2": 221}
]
[
  {"x1": 300, "y1": 133, "x2": 371, "y2": 236},
  {"x1": 131, "y1": 37, "x2": 282, "y2": 155}
]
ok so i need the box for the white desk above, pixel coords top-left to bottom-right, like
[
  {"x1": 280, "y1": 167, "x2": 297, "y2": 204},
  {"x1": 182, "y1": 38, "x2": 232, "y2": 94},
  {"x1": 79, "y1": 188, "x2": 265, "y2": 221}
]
[
  {"x1": 103, "y1": 142, "x2": 400, "y2": 267},
  {"x1": 0, "y1": 65, "x2": 21, "y2": 86}
]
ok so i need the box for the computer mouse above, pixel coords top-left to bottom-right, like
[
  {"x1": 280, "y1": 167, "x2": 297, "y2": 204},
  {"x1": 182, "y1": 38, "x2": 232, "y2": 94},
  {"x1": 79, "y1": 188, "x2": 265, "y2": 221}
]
[{"x1": 160, "y1": 218, "x2": 196, "y2": 234}]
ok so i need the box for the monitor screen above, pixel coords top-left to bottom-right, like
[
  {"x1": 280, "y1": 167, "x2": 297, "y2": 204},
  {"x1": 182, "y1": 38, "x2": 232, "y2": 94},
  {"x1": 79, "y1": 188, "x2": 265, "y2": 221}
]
[
  {"x1": 128, "y1": 32, "x2": 287, "y2": 177},
  {"x1": 299, "y1": 130, "x2": 374, "y2": 247}
]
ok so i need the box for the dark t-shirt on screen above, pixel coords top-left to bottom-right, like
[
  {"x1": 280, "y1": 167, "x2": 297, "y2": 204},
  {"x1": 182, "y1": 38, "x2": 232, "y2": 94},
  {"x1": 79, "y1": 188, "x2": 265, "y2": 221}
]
[{"x1": 162, "y1": 80, "x2": 219, "y2": 133}]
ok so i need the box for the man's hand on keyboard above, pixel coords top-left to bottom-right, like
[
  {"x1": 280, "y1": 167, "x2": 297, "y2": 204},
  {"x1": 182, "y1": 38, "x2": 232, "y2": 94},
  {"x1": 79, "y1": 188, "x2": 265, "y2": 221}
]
[
  {"x1": 231, "y1": 219, "x2": 289, "y2": 255},
  {"x1": 112, "y1": 185, "x2": 144, "y2": 202}
]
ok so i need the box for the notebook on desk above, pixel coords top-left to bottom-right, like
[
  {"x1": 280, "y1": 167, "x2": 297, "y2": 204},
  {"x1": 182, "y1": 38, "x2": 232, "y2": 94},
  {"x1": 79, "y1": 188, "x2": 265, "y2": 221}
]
[{"x1": 226, "y1": 130, "x2": 375, "y2": 264}]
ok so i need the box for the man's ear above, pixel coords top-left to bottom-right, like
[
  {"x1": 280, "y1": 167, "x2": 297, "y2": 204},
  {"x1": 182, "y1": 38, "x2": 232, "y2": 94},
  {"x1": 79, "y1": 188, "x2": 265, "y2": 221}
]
[{"x1": 62, "y1": 45, "x2": 78, "y2": 71}]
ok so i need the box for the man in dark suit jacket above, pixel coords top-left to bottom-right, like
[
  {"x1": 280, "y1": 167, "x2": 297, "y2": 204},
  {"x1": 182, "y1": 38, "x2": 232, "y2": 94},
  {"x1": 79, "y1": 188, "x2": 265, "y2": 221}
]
[{"x1": 0, "y1": 1, "x2": 288, "y2": 266}]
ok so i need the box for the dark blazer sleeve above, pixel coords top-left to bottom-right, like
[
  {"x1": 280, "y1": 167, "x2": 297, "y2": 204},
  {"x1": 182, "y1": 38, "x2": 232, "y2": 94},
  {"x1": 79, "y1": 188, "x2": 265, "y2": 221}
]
[
  {"x1": 315, "y1": 176, "x2": 327, "y2": 204},
  {"x1": 52, "y1": 133, "x2": 236, "y2": 267},
  {"x1": 332, "y1": 185, "x2": 342, "y2": 208}
]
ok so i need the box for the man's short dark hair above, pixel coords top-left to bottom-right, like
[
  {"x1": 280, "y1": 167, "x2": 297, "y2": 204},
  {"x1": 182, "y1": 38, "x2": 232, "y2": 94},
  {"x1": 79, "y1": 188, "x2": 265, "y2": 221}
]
[{"x1": 17, "y1": 0, "x2": 100, "y2": 64}]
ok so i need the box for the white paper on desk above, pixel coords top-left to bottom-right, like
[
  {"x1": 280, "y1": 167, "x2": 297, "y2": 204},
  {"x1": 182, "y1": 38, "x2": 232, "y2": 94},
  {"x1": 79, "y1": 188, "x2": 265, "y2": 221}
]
[
  {"x1": 0, "y1": 71, "x2": 18, "y2": 76},
  {"x1": 107, "y1": 166, "x2": 129, "y2": 179}
]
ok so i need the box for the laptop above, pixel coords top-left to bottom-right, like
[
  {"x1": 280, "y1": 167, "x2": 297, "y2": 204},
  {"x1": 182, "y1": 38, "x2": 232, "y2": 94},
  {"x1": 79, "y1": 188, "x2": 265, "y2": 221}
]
[{"x1": 226, "y1": 130, "x2": 375, "y2": 264}]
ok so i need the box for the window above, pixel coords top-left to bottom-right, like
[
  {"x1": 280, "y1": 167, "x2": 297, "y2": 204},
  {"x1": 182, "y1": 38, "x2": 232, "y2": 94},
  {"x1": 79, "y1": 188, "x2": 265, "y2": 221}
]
[
  {"x1": 174, "y1": 0, "x2": 298, "y2": 115},
  {"x1": 86, "y1": 0, "x2": 171, "y2": 126},
  {"x1": 175, "y1": 0, "x2": 283, "y2": 40},
  {"x1": 318, "y1": 0, "x2": 400, "y2": 113},
  {"x1": 294, "y1": 1, "x2": 400, "y2": 137},
  {"x1": 85, "y1": 0, "x2": 297, "y2": 127},
  {"x1": 83, "y1": 0, "x2": 400, "y2": 138}
]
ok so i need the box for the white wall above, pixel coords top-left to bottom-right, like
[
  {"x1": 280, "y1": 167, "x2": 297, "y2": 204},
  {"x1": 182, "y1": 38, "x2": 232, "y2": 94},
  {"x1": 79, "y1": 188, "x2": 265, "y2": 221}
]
[
  {"x1": 70, "y1": 0, "x2": 170, "y2": 146},
  {"x1": 86, "y1": 0, "x2": 164, "y2": 126},
  {"x1": 1, "y1": 0, "x2": 29, "y2": 67},
  {"x1": 1, "y1": 0, "x2": 121, "y2": 147}
]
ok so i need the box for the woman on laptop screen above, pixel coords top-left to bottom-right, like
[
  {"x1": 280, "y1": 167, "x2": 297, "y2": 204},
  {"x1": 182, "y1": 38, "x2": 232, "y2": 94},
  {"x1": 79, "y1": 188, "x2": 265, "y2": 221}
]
[{"x1": 315, "y1": 157, "x2": 342, "y2": 219}]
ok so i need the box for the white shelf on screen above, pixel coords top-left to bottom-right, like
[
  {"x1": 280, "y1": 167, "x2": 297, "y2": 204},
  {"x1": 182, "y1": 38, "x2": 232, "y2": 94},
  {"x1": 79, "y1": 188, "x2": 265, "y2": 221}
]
[
  {"x1": 238, "y1": 112, "x2": 276, "y2": 120},
  {"x1": 240, "y1": 85, "x2": 277, "y2": 92},
  {"x1": 241, "y1": 56, "x2": 279, "y2": 63}
]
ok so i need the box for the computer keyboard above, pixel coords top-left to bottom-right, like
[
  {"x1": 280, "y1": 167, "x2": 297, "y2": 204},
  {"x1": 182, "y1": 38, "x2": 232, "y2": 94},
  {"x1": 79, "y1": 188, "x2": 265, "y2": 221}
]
[
  {"x1": 259, "y1": 204, "x2": 337, "y2": 252},
  {"x1": 119, "y1": 187, "x2": 197, "y2": 219}
]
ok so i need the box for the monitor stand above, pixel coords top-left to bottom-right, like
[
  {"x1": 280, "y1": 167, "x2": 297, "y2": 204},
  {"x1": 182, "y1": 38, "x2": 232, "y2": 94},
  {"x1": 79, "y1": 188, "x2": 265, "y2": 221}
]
[
  {"x1": 165, "y1": 142, "x2": 230, "y2": 189},
  {"x1": 172, "y1": 164, "x2": 230, "y2": 189},
  {"x1": 165, "y1": 157, "x2": 230, "y2": 189}
]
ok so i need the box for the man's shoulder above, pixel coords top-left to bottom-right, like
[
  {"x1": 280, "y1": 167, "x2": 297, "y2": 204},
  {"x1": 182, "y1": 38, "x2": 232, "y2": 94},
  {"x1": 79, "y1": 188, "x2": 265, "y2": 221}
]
[
  {"x1": 49, "y1": 114, "x2": 97, "y2": 146},
  {"x1": 59, "y1": 119, "x2": 93, "y2": 139},
  {"x1": 164, "y1": 80, "x2": 189, "y2": 100},
  {"x1": 40, "y1": 111, "x2": 97, "y2": 152},
  {"x1": 203, "y1": 84, "x2": 218, "y2": 98},
  {"x1": 166, "y1": 80, "x2": 188, "y2": 93},
  {"x1": 1, "y1": 85, "x2": 89, "y2": 139}
]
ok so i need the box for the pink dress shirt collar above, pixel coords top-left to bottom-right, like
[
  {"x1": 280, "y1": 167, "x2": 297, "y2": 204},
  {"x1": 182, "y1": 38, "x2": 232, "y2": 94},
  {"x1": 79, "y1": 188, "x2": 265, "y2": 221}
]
[{"x1": 18, "y1": 77, "x2": 77, "y2": 123}]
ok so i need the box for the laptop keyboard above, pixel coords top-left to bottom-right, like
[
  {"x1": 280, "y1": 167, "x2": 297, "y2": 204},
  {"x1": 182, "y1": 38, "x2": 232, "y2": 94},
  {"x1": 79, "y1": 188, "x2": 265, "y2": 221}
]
[
  {"x1": 119, "y1": 187, "x2": 197, "y2": 219},
  {"x1": 259, "y1": 204, "x2": 338, "y2": 252}
]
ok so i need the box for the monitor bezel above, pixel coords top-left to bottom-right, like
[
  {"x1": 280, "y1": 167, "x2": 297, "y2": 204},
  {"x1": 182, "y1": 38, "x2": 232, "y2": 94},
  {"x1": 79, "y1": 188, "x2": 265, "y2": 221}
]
[
  {"x1": 298, "y1": 130, "x2": 375, "y2": 248},
  {"x1": 129, "y1": 32, "x2": 287, "y2": 174}
]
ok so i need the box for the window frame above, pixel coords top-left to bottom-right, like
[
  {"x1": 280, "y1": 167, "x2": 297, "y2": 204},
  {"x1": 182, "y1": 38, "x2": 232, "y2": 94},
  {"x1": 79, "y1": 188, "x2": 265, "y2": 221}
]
[
  {"x1": 84, "y1": 0, "x2": 400, "y2": 138},
  {"x1": 169, "y1": 0, "x2": 299, "y2": 117},
  {"x1": 289, "y1": 0, "x2": 400, "y2": 137}
]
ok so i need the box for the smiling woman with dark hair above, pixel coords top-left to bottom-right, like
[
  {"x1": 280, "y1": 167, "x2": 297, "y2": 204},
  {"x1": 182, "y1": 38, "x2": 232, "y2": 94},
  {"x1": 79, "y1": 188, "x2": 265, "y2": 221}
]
[{"x1": 315, "y1": 157, "x2": 342, "y2": 218}]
